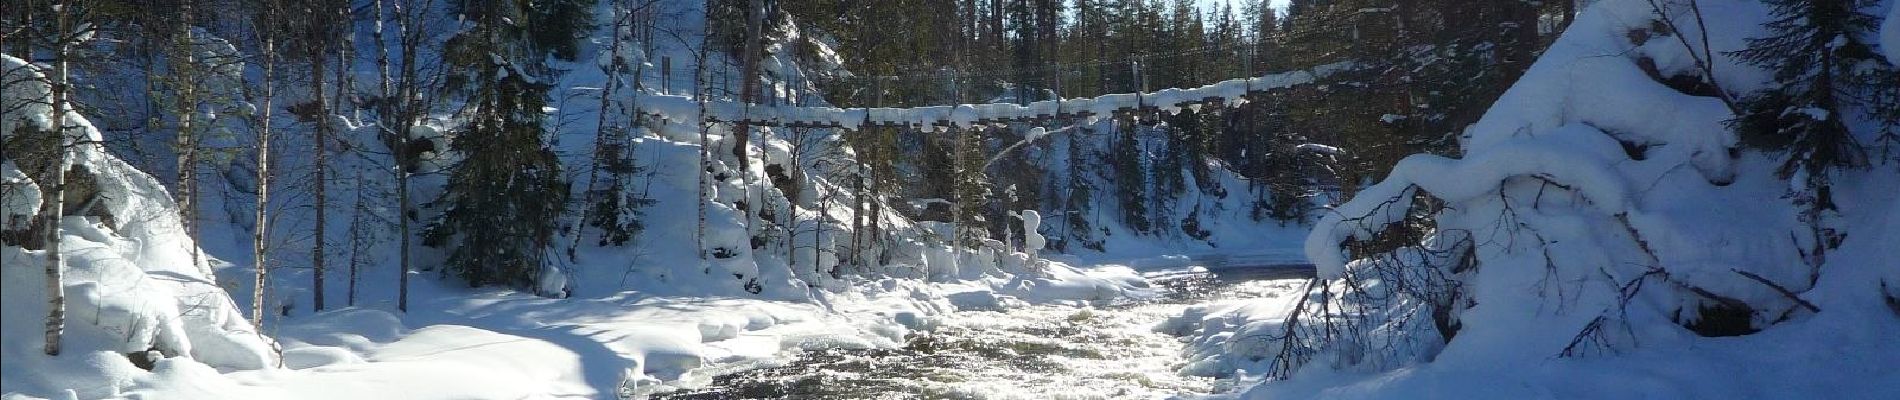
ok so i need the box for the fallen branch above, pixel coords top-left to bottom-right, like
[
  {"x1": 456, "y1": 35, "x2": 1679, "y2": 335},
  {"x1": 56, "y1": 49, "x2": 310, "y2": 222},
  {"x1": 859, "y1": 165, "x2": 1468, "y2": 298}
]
[{"x1": 1730, "y1": 269, "x2": 1820, "y2": 313}]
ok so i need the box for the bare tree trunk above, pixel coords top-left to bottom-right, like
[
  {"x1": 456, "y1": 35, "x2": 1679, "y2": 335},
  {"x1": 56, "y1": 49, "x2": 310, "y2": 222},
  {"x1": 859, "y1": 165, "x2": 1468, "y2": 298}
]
[
  {"x1": 573, "y1": 2, "x2": 632, "y2": 260},
  {"x1": 368, "y1": 0, "x2": 389, "y2": 309},
  {"x1": 374, "y1": 0, "x2": 390, "y2": 122},
  {"x1": 849, "y1": 160, "x2": 864, "y2": 272},
  {"x1": 787, "y1": 128, "x2": 803, "y2": 265},
  {"x1": 951, "y1": 127, "x2": 966, "y2": 269},
  {"x1": 393, "y1": 0, "x2": 418, "y2": 312},
  {"x1": 253, "y1": 19, "x2": 276, "y2": 326},
  {"x1": 867, "y1": 167, "x2": 883, "y2": 269},
  {"x1": 335, "y1": 1, "x2": 355, "y2": 121},
  {"x1": 732, "y1": 0, "x2": 766, "y2": 229},
  {"x1": 41, "y1": 0, "x2": 74, "y2": 356},
  {"x1": 695, "y1": 26, "x2": 712, "y2": 264},
  {"x1": 347, "y1": 172, "x2": 365, "y2": 306},
  {"x1": 174, "y1": 1, "x2": 203, "y2": 276},
  {"x1": 310, "y1": 42, "x2": 330, "y2": 313}
]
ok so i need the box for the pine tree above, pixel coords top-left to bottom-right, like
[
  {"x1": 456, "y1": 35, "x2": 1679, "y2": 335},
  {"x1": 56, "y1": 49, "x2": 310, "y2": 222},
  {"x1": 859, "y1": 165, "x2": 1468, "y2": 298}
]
[{"x1": 424, "y1": 0, "x2": 593, "y2": 290}]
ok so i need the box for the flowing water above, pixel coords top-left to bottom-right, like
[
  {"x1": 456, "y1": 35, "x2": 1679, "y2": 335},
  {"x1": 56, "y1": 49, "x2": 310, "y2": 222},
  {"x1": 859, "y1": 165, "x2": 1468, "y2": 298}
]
[{"x1": 657, "y1": 264, "x2": 1313, "y2": 400}]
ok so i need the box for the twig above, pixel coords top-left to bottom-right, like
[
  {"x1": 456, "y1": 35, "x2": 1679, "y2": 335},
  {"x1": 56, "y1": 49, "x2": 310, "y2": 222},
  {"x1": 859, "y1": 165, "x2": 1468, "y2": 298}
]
[{"x1": 1643, "y1": 0, "x2": 1742, "y2": 114}]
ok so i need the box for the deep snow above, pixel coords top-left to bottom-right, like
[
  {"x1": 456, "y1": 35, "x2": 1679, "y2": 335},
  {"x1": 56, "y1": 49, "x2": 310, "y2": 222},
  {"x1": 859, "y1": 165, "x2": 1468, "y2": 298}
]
[{"x1": 1191, "y1": 0, "x2": 1900, "y2": 398}]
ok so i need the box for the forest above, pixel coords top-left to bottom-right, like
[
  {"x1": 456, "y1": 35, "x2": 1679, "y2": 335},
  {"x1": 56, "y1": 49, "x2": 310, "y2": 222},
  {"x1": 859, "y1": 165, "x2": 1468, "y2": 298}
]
[{"x1": 2, "y1": 0, "x2": 1897, "y2": 398}]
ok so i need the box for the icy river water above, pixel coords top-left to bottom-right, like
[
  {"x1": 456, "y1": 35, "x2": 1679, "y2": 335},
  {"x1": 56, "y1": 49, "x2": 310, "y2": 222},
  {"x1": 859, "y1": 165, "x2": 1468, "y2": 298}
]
[{"x1": 659, "y1": 264, "x2": 1313, "y2": 400}]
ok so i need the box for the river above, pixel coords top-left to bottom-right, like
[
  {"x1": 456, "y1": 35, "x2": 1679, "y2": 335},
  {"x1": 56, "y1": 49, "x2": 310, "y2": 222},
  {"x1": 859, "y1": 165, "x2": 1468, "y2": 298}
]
[{"x1": 657, "y1": 263, "x2": 1313, "y2": 400}]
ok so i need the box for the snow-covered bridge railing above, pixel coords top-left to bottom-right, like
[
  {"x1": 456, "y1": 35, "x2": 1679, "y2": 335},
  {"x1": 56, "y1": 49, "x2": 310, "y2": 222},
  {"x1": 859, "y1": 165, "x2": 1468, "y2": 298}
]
[{"x1": 632, "y1": 63, "x2": 1351, "y2": 130}]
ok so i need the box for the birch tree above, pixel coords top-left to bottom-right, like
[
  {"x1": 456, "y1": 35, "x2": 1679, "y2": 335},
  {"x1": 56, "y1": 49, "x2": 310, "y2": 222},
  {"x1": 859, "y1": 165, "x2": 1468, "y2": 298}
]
[
  {"x1": 37, "y1": 0, "x2": 79, "y2": 357},
  {"x1": 252, "y1": 0, "x2": 280, "y2": 325}
]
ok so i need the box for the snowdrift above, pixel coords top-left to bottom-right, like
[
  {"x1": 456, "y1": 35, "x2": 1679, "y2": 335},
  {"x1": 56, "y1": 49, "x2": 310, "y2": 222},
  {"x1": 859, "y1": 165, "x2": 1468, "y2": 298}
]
[
  {"x1": 2, "y1": 55, "x2": 275, "y2": 398},
  {"x1": 1225, "y1": 0, "x2": 1900, "y2": 397}
]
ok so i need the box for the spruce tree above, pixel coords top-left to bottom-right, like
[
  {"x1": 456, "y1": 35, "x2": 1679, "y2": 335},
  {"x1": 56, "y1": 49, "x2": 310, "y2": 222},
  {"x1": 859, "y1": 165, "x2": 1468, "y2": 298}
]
[
  {"x1": 1730, "y1": 0, "x2": 1883, "y2": 177},
  {"x1": 424, "y1": 0, "x2": 593, "y2": 290},
  {"x1": 1113, "y1": 119, "x2": 1151, "y2": 233},
  {"x1": 1728, "y1": 0, "x2": 1891, "y2": 270}
]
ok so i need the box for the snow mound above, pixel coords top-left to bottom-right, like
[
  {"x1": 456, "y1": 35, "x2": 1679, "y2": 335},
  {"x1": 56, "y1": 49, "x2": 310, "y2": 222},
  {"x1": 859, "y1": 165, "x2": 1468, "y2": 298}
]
[
  {"x1": 1885, "y1": 4, "x2": 1900, "y2": 64},
  {"x1": 1277, "y1": 0, "x2": 1900, "y2": 396},
  {"x1": 2, "y1": 54, "x2": 274, "y2": 399}
]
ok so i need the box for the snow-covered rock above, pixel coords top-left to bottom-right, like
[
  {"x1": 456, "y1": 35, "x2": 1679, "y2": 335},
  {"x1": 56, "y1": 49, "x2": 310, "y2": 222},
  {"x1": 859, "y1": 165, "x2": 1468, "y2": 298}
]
[{"x1": 2, "y1": 54, "x2": 274, "y2": 399}]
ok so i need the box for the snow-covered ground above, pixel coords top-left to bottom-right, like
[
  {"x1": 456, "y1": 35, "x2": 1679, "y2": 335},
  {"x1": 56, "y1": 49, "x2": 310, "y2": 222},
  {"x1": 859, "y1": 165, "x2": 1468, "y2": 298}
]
[
  {"x1": 9, "y1": 0, "x2": 1897, "y2": 398},
  {"x1": 135, "y1": 260, "x2": 1150, "y2": 400},
  {"x1": 5, "y1": 233, "x2": 1152, "y2": 400},
  {"x1": 1181, "y1": 0, "x2": 1900, "y2": 398},
  {"x1": 2, "y1": 25, "x2": 1166, "y2": 397}
]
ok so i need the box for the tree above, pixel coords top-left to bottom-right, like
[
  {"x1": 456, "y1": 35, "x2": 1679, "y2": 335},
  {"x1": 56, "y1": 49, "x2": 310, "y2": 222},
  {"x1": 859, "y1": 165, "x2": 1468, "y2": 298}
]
[
  {"x1": 375, "y1": 0, "x2": 434, "y2": 312},
  {"x1": 423, "y1": 0, "x2": 592, "y2": 290},
  {"x1": 286, "y1": 0, "x2": 349, "y2": 312},
  {"x1": 731, "y1": 0, "x2": 768, "y2": 242},
  {"x1": 251, "y1": 0, "x2": 280, "y2": 325},
  {"x1": 1729, "y1": 0, "x2": 1892, "y2": 271},
  {"x1": 575, "y1": 1, "x2": 654, "y2": 257},
  {"x1": 1112, "y1": 118, "x2": 1150, "y2": 233},
  {"x1": 37, "y1": 0, "x2": 82, "y2": 357},
  {"x1": 166, "y1": 0, "x2": 208, "y2": 273}
]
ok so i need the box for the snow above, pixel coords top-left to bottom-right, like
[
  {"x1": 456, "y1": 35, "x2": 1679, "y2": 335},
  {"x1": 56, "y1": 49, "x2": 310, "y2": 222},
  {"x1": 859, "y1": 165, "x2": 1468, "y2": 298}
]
[
  {"x1": 5, "y1": 47, "x2": 1158, "y2": 396},
  {"x1": 15, "y1": 0, "x2": 1893, "y2": 396},
  {"x1": 1162, "y1": 277, "x2": 1309, "y2": 379},
  {"x1": 1295, "y1": 143, "x2": 1342, "y2": 155},
  {"x1": 90, "y1": 257, "x2": 1143, "y2": 399},
  {"x1": 1263, "y1": 0, "x2": 1900, "y2": 397},
  {"x1": 1885, "y1": 3, "x2": 1900, "y2": 64},
  {"x1": 1021, "y1": 210, "x2": 1045, "y2": 254},
  {"x1": 2, "y1": 162, "x2": 39, "y2": 231},
  {"x1": 630, "y1": 62, "x2": 1345, "y2": 130},
  {"x1": 3, "y1": 54, "x2": 275, "y2": 398}
]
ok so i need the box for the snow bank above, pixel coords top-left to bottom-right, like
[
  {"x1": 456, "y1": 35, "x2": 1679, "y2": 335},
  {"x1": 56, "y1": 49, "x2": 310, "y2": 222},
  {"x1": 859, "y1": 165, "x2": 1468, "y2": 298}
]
[
  {"x1": 1272, "y1": 0, "x2": 1900, "y2": 396},
  {"x1": 2, "y1": 55, "x2": 273, "y2": 399},
  {"x1": 1161, "y1": 279, "x2": 1309, "y2": 378},
  {"x1": 1885, "y1": 3, "x2": 1900, "y2": 64}
]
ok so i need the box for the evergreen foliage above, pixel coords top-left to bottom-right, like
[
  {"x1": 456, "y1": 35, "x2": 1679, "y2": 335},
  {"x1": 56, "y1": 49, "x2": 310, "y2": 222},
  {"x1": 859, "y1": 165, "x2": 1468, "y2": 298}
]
[
  {"x1": 1730, "y1": 0, "x2": 1887, "y2": 177},
  {"x1": 1727, "y1": 0, "x2": 1895, "y2": 270},
  {"x1": 424, "y1": 0, "x2": 594, "y2": 289}
]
